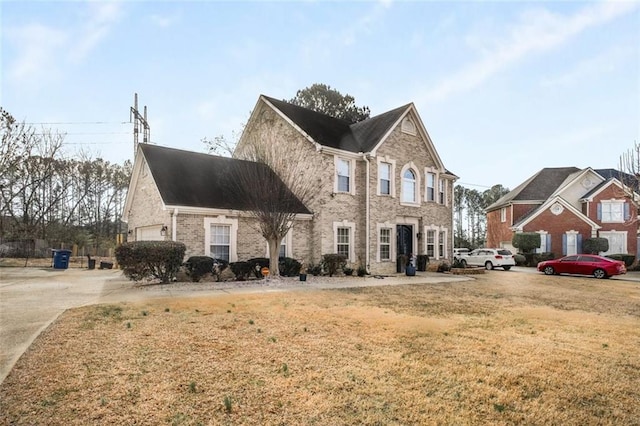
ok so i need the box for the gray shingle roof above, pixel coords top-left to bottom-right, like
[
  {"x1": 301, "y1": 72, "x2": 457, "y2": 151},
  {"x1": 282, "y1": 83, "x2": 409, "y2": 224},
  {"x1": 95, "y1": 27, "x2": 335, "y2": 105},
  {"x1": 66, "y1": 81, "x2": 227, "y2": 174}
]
[
  {"x1": 140, "y1": 143, "x2": 310, "y2": 214},
  {"x1": 263, "y1": 95, "x2": 410, "y2": 153},
  {"x1": 485, "y1": 167, "x2": 581, "y2": 211}
]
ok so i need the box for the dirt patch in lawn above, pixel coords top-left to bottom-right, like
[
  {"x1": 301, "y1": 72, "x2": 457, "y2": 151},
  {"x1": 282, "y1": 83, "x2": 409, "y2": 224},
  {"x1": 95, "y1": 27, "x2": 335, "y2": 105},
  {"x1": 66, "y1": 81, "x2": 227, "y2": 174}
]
[{"x1": 1, "y1": 273, "x2": 639, "y2": 425}]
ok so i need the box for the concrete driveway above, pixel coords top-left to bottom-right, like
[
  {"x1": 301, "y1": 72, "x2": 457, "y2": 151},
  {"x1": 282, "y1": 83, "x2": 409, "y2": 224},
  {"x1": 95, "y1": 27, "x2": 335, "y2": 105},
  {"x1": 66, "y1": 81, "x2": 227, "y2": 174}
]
[{"x1": 0, "y1": 267, "x2": 128, "y2": 383}]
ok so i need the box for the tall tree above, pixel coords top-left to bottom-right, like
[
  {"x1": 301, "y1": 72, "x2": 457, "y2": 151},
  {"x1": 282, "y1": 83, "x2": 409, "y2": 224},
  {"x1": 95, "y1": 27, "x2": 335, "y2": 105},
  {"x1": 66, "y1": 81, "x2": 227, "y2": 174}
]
[{"x1": 288, "y1": 83, "x2": 371, "y2": 123}]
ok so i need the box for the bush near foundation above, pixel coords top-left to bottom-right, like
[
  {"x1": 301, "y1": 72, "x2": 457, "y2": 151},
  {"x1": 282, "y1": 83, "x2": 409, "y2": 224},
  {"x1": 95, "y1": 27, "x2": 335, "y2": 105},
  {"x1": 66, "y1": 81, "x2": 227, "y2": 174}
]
[
  {"x1": 115, "y1": 241, "x2": 186, "y2": 283},
  {"x1": 184, "y1": 256, "x2": 214, "y2": 282}
]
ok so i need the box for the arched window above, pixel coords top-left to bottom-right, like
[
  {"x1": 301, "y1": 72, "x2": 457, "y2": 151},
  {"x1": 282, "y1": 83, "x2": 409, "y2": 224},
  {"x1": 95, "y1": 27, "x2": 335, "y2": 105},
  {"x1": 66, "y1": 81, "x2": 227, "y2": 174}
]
[{"x1": 402, "y1": 169, "x2": 416, "y2": 203}]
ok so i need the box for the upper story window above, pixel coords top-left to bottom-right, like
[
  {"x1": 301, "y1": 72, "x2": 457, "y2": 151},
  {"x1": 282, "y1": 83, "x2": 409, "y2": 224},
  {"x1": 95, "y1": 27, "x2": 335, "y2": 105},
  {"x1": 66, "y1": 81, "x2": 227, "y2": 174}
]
[
  {"x1": 599, "y1": 200, "x2": 627, "y2": 223},
  {"x1": 439, "y1": 179, "x2": 446, "y2": 204},
  {"x1": 500, "y1": 207, "x2": 507, "y2": 222},
  {"x1": 426, "y1": 172, "x2": 435, "y2": 202},
  {"x1": 402, "y1": 169, "x2": 417, "y2": 203},
  {"x1": 379, "y1": 162, "x2": 391, "y2": 195},
  {"x1": 336, "y1": 158, "x2": 352, "y2": 193}
]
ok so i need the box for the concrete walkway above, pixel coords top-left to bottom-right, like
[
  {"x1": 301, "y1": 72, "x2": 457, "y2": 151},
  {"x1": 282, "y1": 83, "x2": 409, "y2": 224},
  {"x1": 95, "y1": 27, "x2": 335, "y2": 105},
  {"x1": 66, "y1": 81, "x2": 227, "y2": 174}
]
[{"x1": 0, "y1": 267, "x2": 471, "y2": 383}]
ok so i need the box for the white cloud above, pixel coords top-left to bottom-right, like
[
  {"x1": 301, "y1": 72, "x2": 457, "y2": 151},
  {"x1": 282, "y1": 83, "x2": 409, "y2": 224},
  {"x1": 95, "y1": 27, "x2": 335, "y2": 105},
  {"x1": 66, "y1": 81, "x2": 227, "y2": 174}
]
[
  {"x1": 70, "y1": 1, "x2": 124, "y2": 62},
  {"x1": 6, "y1": 23, "x2": 68, "y2": 85},
  {"x1": 421, "y1": 1, "x2": 639, "y2": 103},
  {"x1": 150, "y1": 12, "x2": 180, "y2": 28},
  {"x1": 539, "y1": 45, "x2": 631, "y2": 88}
]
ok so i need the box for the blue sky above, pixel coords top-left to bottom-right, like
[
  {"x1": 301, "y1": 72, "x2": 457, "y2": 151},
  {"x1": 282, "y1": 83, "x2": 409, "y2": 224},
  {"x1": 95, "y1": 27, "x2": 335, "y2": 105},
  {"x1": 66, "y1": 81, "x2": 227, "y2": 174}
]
[{"x1": 2, "y1": 0, "x2": 639, "y2": 190}]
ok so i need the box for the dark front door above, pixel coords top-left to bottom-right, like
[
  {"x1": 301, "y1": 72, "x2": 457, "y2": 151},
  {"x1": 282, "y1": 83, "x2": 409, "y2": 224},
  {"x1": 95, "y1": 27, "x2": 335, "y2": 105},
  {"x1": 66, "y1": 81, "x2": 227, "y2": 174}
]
[{"x1": 396, "y1": 225, "x2": 413, "y2": 272}]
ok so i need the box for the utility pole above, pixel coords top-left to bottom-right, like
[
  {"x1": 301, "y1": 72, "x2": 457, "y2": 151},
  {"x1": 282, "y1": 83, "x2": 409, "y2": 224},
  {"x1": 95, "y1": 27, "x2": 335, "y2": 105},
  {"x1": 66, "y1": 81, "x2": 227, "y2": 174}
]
[{"x1": 130, "y1": 93, "x2": 150, "y2": 157}]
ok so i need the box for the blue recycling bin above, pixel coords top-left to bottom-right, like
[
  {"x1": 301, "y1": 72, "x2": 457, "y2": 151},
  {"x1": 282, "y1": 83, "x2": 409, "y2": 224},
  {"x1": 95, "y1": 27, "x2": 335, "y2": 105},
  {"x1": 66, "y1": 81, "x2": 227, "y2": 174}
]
[{"x1": 53, "y1": 249, "x2": 72, "y2": 269}]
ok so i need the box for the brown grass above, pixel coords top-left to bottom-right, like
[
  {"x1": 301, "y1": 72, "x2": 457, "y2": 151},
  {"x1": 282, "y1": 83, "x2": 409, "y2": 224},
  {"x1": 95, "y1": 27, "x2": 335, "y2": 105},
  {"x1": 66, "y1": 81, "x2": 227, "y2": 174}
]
[{"x1": 1, "y1": 273, "x2": 639, "y2": 425}]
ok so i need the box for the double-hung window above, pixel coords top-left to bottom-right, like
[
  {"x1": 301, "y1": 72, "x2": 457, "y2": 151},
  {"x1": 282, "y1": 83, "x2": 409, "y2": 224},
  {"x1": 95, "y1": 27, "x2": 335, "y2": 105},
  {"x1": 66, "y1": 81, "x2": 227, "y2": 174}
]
[
  {"x1": 379, "y1": 162, "x2": 391, "y2": 195},
  {"x1": 337, "y1": 227, "x2": 350, "y2": 258},
  {"x1": 426, "y1": 230, "x2": 435, "y2": 257},
  {"x1": 426, "y1": 173, "x2": 435, "y2": 202},
  {"x1": 438, "y1": 231, "x2": 445, "y2": 258},
  {"x1": 210, "y1": 225, "x2": 230, "y2": 261},
  {"x1": 379, "y1": 228, "x2": 391, "y2": 260},
  {"x1": 600, "y1": 201, "x2": 625, "y2": 223},
  {"x1": 337, "y1": 159, "x2": 351, "y2": 193},
  {"x1": 439, "y1": 179, "x2": 445, "y2": 204}
]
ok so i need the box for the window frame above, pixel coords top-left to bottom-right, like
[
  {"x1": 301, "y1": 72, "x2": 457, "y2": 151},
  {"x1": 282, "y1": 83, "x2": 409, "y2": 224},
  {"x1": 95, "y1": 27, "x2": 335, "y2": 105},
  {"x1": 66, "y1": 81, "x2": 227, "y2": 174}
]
[
  {"x1": 426, "y1": 172, "x2": 435, "y2": 202},
  {"x1": 333, "y1": 221, "x2": 356, "y2": 261},
  {"x1": 400, "y1": 163, "x2": 421, "y2": 206},
  {"x1": 334, "y1": 157, "x2": 355, "y2": 194},
  {"x1": 600, "y1": 200, "x2": 625, "y2": 223},
  {"x1": 204, "y1": 216, "x2": 238, "y2": 262}
]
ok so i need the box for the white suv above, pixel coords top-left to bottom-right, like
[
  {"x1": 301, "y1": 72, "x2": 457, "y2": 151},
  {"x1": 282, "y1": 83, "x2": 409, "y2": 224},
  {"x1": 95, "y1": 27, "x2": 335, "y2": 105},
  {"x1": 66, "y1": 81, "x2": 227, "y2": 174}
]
[
  {"x1": 453, "y1": 248, "x2": 470, "y2": 260},
  {"x1": 459, "y1": 248, "x2": 515, "y2": 270}
]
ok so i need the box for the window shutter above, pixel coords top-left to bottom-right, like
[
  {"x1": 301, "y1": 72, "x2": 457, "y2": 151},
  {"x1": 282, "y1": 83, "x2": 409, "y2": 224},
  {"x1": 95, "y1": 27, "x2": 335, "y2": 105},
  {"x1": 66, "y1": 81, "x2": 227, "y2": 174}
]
[
  {"x1": 546, "y1": 235, "x2": 552, "y2": 253},
  {"x1": 624, "y1": 203, "x2": 630, "y2": 221},
  {"x1": 562, "y1": 234, "x2": 567, "y2": 255},
  {"x1": 597, "y1": 203, "x2": 602, "y2": 220},
  {"x1": 577, "y1": 234, "x2": 583, "y2": 254}
]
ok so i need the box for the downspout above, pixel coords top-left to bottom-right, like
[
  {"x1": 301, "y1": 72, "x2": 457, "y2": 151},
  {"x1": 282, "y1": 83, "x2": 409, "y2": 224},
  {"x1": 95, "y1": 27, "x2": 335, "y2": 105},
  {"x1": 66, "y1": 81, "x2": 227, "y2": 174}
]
[
  {"x1": 172, "y1": 208, "x2": 178, "y2": 241},
  {"x1": 363, "y1": 153, "x2": 371, "y2": 272}
]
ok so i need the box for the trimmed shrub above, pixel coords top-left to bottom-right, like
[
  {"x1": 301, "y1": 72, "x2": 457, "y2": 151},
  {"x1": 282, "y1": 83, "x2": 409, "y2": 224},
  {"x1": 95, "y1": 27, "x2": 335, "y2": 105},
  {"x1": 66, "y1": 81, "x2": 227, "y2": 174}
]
[
  {"x1": 115, "y1": 241, "x2": 186, "y2": 283},
  {"x1": 322, "y1": 253, "x2": 347, "y2": 277},
  {"x1": 212, "y1": 258, "x2": 229, "y2": 281},
  {"x1": 437, "y1": 261, "x2": 451, "y2": 273},
  {"x1": 606, "y1": 254, "x2": 635, "y2": 267},
  {"x1": 279, "y1": 257, "x2": 302, "y2": 277},
  {"x1": 309, "y1": 263, "x2": 322, "y2": 276},
  {"x1": 513, "y1": 253, "x2": 527, "y2": 266},
  {"x1": 247, "y1": 257, "x2": 270, "y2": 278},
  {"x1": 229, "y1": 261, "x2": 253, "y2": 281},
  {"x1": 184, "y1": 256, "x2": 214, "y2": 282},
  {"x1": 583, "y1": 238, "x2": 609, "y2": 254},
  {"x1": 512, "y1": 233, "x2": 541, "y2": 254},
  {"x1": 452, "y1": 258, "x2": 465, "y2": 268}
]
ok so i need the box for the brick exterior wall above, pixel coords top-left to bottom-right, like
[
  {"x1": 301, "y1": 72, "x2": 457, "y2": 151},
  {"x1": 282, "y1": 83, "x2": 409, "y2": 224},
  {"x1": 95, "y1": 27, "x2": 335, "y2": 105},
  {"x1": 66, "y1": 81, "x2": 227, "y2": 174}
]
[
  {"x1": 126, "y1": 158, "x2": 172, "y2": 241},
  {"x1": 486, "y1": 181, "x2": 638, "y2": 258},
  {"x1": 127, "y1": 102, "x2": 454, "y2": 273}
]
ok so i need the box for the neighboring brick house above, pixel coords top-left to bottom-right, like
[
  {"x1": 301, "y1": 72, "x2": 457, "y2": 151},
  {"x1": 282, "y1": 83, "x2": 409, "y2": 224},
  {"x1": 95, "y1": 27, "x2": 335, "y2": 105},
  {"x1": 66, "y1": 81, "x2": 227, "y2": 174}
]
[
  {"x1": 123, "y1": 95, "x2": 457, "y2": 274},
  {"x1": 485, "y1": 167, "x2": 638, "y2": 257}
]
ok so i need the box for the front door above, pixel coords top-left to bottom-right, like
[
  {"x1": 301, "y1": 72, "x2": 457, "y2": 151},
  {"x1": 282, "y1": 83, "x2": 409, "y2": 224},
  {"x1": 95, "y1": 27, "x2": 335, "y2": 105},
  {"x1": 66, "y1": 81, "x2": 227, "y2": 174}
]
[{"x1": 396, "y1": 225, "x2": 413, "y2": 272}]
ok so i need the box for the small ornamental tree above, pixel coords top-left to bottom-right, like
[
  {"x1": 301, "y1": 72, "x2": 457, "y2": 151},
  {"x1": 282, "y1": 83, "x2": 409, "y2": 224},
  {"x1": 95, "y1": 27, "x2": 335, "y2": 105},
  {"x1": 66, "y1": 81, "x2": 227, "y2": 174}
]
[
  {"x1": 322, "y1": 253, "x2": 347, "y2": 277},
  {"x1": 583, "y1": 238, "x2": 609, "y2": 255},
  {"x1": 512, "y1": 233, "x2": 541, "y2": 254}
]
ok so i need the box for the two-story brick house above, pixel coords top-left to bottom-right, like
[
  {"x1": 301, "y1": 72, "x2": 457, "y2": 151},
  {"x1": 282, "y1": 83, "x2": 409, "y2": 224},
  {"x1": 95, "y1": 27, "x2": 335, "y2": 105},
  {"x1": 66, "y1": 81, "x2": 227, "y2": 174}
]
[
  {"x1": 123, "y1": 95, "x2": 457, "y2": 274},
  {"x1": 485, "y1": 167, "x2": 638, "y2": 257}
]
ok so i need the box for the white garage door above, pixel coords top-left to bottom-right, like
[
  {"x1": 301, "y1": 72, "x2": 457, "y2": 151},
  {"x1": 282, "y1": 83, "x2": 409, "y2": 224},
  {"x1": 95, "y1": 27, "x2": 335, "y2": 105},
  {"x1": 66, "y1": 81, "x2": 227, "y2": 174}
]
[{"x1": 137, "y1": 225, "x2": 164, "y2": 241}]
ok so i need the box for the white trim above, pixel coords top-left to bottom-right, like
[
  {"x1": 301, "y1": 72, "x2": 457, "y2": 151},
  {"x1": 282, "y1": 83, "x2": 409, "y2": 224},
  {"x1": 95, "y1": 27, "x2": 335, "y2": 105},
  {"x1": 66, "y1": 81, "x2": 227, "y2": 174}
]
[
  {"x1": 204, "y1": 216, "x2": 239, "y2": 262},
  {"x1": 599, "y1": 230, "x2": 627, "y2": 255},
  {"x1": 535, "y1": 230, "x2": 549, "y2": 253},
  {"x1": 163, "y1": 205, "x2": 313, "y2": 220},
  {"x1": 580, "y1": 178, "x2": 627, "y2": 202},
  {"x1": 600, "y1": 199, "x2": 625, "y2": 223},
  {"x1": 400, "y1": 162, "x2": 421, "y2": 206},
  {"x1": 565, "y1": 230, "x2": 579, "y2": 256},
  {"x1": 401, "y1": 117, "x2": 417, "y2": 135},
  {"x1": 376, "y1": 222, "x2": 396, "y2": 263},
  {"x1": 334, "y1": 156, "x2": 356, "y2": 195},
  {"x1": 425, "y1": 170, "x2": 436, "y2": 202},
  {"x1": 512, "y1": 196, "x2": 600, "y2": 231},
  {"x1": 333, "y1": 220, "x2": 356, "y2": 261},
  {"x1": 376, "y1": 156, "x2": 396, "y2": 197}
]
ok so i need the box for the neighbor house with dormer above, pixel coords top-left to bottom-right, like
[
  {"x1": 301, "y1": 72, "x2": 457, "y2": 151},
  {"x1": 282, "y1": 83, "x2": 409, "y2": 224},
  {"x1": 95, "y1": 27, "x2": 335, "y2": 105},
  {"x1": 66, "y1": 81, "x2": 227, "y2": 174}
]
[
  {"x1": 123, "y1": 95, "x2": 457, "y2": 274},
  {"x1": 485, "y1": 167, "x2": 638, "y2": 257}
]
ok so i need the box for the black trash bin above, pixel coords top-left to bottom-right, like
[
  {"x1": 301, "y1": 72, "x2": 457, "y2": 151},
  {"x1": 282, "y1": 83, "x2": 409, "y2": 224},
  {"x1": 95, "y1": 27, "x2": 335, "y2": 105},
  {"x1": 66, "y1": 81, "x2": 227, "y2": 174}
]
[{"x1": 53, "y1": 249, "x2": 72, "y2": 269}]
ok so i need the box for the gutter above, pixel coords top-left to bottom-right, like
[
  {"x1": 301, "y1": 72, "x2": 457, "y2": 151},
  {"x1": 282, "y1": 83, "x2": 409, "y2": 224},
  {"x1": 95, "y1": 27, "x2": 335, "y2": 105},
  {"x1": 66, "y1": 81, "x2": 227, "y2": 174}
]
[
  {"x1": 362, "y1": 153, "x2": 371, "y2": 272},
  {"x1": 172, "y1": 208, "x2": 178, "y2": 241}
]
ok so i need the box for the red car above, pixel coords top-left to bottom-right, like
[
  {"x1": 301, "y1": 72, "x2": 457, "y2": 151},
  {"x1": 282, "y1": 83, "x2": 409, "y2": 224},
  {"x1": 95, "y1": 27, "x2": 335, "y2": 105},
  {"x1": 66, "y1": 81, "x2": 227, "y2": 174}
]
[{"x1": 537, "y1": 254, "x2": 627, "y2": 279}]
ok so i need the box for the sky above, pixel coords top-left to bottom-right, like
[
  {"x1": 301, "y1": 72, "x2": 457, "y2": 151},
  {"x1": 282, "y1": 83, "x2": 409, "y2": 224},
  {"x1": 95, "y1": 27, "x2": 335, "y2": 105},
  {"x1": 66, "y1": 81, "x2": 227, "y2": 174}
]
[{"x1": 1, "y1": 0, "x2": 639, "y2": 191}]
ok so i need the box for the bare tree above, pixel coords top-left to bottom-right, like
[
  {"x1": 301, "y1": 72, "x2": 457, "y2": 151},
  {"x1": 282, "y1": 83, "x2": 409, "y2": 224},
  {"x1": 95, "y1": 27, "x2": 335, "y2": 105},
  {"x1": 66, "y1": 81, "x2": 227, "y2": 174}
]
[
  {"x1": 234, "y1": 113, "x2": 321, "y2": 277},
  {"x1": 619, "y1": 141, "x2": 640, "y2": 208}
]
